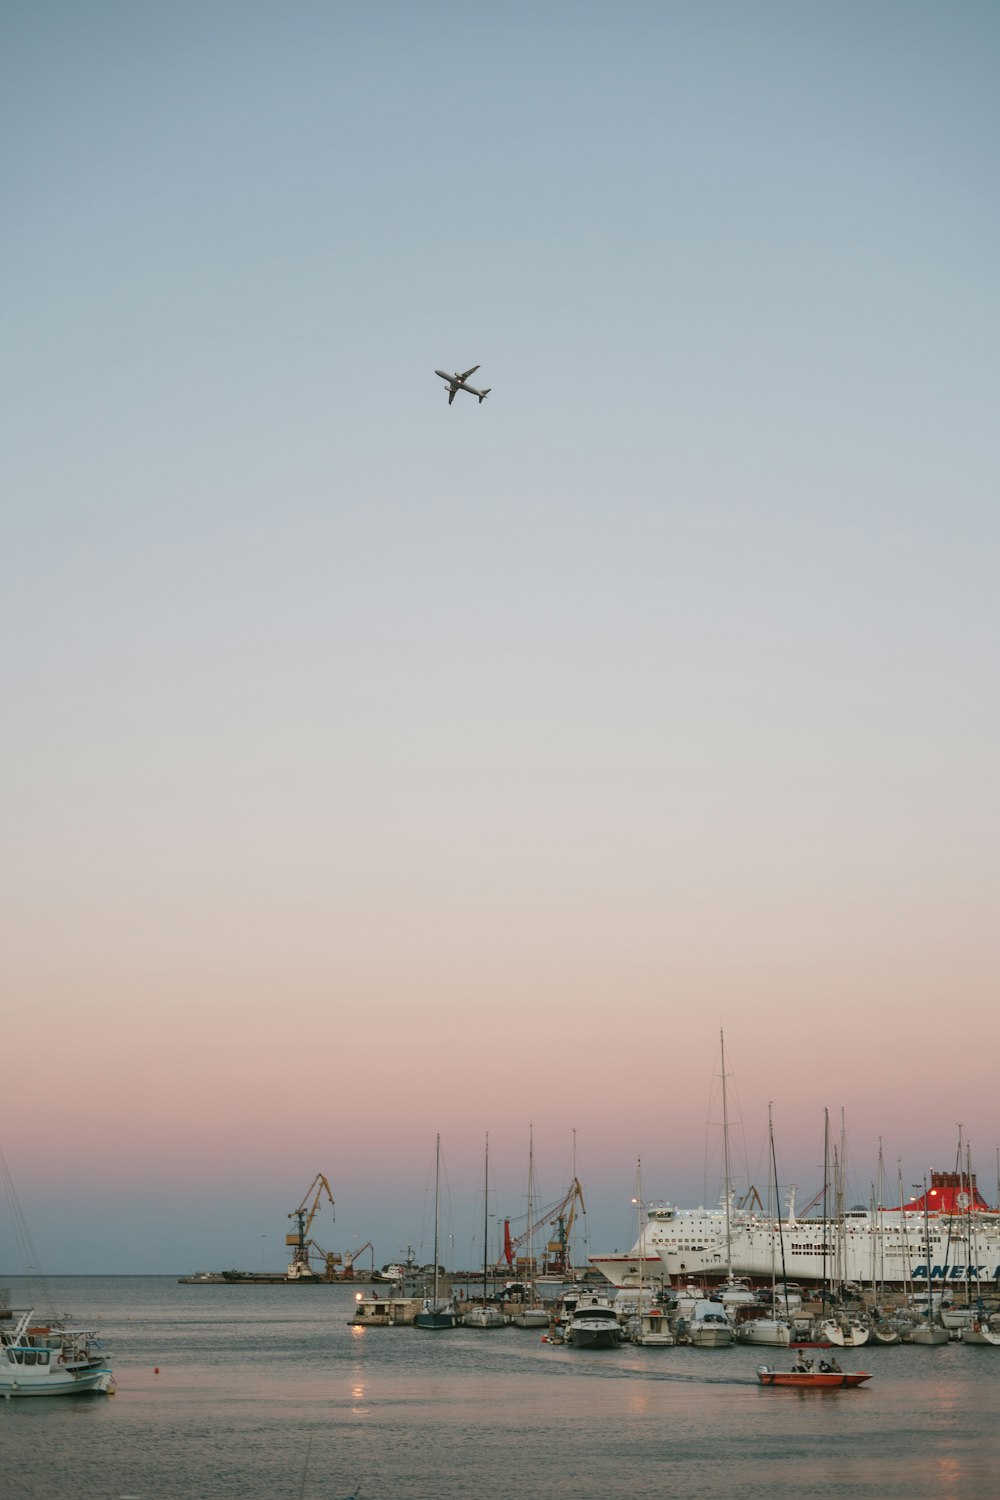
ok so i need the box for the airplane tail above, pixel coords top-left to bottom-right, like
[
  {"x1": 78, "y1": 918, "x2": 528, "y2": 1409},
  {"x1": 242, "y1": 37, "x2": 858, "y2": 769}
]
[{"x1": 478, "y1": 388, "x2": 491, "y2": 403}]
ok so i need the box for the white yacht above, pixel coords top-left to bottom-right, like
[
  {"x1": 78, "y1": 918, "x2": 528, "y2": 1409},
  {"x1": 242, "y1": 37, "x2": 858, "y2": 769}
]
[
  {"x1": 684, "y1": 1298, "x2": 734, "y2": 1348},
  {"x1": 565, "y1": 1295, "x2": 621, "y2": 1349}
]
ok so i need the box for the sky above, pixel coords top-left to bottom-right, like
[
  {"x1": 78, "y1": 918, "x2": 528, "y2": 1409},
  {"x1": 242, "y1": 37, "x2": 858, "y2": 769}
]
[{"x1": 2, "y1": 1, "x2": 998, "y2": 1275}]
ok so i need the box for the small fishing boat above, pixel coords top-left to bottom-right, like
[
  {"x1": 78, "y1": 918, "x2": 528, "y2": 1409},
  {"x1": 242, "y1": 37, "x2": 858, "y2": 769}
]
[
  {"x1": 633, "y1": 1305, "x2": 674, "y2": 1347},
  {"x1": 756, "y1": 1360, "x2": 871, "y2": 1389},
  {"x1": 0, "y1": 1310, "x2": 114, "y2": 1396}
]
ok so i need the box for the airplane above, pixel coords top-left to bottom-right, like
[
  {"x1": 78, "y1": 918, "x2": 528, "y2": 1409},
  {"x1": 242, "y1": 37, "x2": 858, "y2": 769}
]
[{"x1": 434, "y1": 364, "x2": 491, "y2": 405}]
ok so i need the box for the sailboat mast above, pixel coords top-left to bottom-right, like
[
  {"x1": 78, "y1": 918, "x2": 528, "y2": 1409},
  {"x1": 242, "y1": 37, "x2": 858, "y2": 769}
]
[
  {"x1": 527, "y1": 1125, "x2": 534, "y2": 1282},
  {"x1": 432, "y1": 1133, "x2": 441, "y2": 1305},
  {"x1": 875, "y1": 1138, "x2": 886, "y2": 1301},
  {"x1": 483, "y1": 1134, "x2": 490, "y2": 1305},
  {"x1": 720, "y1": 1030, "x2": 732, "y2": 1278},
  {"x1": 922, "y1": 1172, "x2": 932, "y2": 1305},
  {"x1": 898, "y1": 1161, "x2": 913, "y2": 1302},
  {"x1": 635, "y1": 1157, "x2": 644, "y2": 1302},
  {"x1": 769, "y1": 1103, "x2": 789, "y2": 1313},
  {"x1": 966, "y1": 1139, "x2": 980, "y2": 1308},
  {"x1": 821, "y1": 1108, "x2": 830, "y2": 1307}
]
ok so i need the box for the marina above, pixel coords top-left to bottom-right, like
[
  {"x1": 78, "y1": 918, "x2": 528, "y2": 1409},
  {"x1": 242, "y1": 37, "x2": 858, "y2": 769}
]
[{"x1": 2, "y1": 1275, "x2": 999, "y2": 1499}]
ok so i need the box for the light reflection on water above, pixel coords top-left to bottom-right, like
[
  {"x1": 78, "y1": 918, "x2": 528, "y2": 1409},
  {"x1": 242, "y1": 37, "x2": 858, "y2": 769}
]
[{"x1": 0, "y1": 1278, "x2": 997, "y2": 1499}]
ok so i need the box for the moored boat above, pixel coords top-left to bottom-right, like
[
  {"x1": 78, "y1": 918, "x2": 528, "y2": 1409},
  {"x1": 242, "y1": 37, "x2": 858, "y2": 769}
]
[
  {"x1": 565, "y1": 1296, "x2": 620, "y2": 1348},
  {"x1": 0, "y1": 1310, "x2": 114, "y2": 1396},
  {"x1": 906, "y1": 1321, "x2": 950, "y2": 1345},
  {"x1": 464, "y1": 1135, "x2": 506, "y2": 1330},
  {"x1": 961, "y1": 1318, "x2": 1000, "y2": 1346},
  {"x1": 685, "y1": 1298, "x2": 734, "y2": 1348},
  {"x1": 463, "y1": 1303, "x2": 505, "y2": 1329},
  {"x1": 633, "y1": 1305, "x2": 674, "y2": 1346},
  {"x1": 737, "y1": 1315, "x2": 791, "y2": 1347},
  {"x1": 414, "y1": 1135, "x2": 458, "y2": 1332},
  {"x1": 819, "y1": 1316, "x2": 870, "y2": 1347}
]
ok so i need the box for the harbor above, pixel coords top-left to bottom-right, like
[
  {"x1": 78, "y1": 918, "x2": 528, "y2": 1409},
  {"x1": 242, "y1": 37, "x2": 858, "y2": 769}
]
[{"x1": 3, "y1": 1274, "x2": 999, "y2": 1499}]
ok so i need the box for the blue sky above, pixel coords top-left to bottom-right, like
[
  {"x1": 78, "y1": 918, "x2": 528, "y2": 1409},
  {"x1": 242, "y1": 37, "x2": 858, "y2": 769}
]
[{"x1": 2, "y1": 2, "x2": 999, "y2": 1273}]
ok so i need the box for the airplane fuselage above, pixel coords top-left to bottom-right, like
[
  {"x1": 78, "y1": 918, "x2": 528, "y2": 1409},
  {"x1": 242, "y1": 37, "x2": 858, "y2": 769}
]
[{"x1": 434, "y1": 366, "x2": 491, "y2": 404}]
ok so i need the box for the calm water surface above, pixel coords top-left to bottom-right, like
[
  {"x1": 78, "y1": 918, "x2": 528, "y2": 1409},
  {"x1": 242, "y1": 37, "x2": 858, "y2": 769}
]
[{"x1": 2, "y1": 1277, "x2": 998, "y2": 1498}]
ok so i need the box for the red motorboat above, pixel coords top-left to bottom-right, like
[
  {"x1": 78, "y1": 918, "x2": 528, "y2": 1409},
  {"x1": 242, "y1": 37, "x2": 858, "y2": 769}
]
[{"x1": 757, "y1": 1361, "x2": 871, "y2": 1389}]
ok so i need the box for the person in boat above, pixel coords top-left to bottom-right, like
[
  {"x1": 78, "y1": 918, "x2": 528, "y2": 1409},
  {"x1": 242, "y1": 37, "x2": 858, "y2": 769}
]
[{"x1": 792, "y1": 1355, "x2": 812, "y2": 1373}]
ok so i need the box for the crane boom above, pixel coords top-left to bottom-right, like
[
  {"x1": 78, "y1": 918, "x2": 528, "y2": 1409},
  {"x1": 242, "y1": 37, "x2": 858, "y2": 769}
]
[
  {"x1": 286, "y1": 1174, "x2": 336, "y2": 1278},
  {"x1": 342, "y1": 1241, "x2": 374, "y2": 1278},
  {"x1": 497, "y1": 1178, "x2": 586, "y2": 1274}
]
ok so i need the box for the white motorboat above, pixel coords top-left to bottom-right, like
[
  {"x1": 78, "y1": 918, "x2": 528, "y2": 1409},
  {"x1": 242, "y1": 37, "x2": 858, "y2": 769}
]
[
  {"x1": 685, "y1": 1299, "x2": 734, "y2": 1348},
  {"x1": 565, "y1": 1296, "x2": 620, "y2": 1348},
  {"x1": 0, "y1": 1310, "x2": 113, "y2": 1396}
]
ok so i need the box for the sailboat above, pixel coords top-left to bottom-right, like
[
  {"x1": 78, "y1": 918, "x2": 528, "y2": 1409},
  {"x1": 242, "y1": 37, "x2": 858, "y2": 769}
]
[
  {"x1": 868, "y1": 1142, "x2": 903, "y2": 1345},
  {"x1": 818, "y1": 1114, "x2": 869, "y2": 1348},
  {"x1": 907, "y1": 1175, "x2": 949, "y2": 1346},
  {"x1": 960, "y1": 1142, "x2": 1000, "y2": 1347},
  {"x1": 688, "y1": 1034, "x2": 735, "y2": 1349},
  {"x1": 510, "y1": 1127, "x2": 549, "y2": 1329},
  {"x1": 414, "y1": 1135, "x2": 457, "y2": 1331},
  {"x1": 738, "y1": 1105, "x2": 791, "y2": 1348},
  {"x1": 464, "y1": 1135, "x2": 504, "y2": 1329}
]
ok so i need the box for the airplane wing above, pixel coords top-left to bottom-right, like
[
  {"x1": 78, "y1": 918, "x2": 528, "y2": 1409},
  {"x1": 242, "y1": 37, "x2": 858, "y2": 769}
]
[
  {"x1": 448, "y1": 388, "x2": 456, "y2": 405},
  {"x1": 459, "y1": 365, "x2": 480, "y2": 381}
]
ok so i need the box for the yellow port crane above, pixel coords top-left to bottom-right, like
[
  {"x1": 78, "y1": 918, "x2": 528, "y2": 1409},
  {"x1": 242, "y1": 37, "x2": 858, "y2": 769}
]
[{"x1": 286, "y1": 1173, "x2": 339, "y2": 1280}]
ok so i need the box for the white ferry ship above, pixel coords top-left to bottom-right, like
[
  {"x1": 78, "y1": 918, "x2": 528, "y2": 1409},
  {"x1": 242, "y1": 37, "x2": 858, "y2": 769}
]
[
  {"x1": 717, "y1": 1174, "x2": 1000, "y2": 1289},
  {"x1": 588, "y1": 1200, "x2": 741, "y2": 1286},
  {"x1": 593, "y1": 1173, "x2": 1000, "y2": 1291}
]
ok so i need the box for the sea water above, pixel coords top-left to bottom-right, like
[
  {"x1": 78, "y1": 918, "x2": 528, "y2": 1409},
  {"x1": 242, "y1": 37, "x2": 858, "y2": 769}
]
[{"x1": 1, "y1": 1276, "x2": 998, "y2": 1499}]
